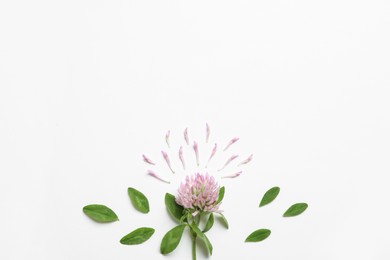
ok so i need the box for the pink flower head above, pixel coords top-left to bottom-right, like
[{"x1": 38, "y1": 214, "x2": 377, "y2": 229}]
[{"x1": 176, "y1": 173, "x2": 221, "y2": 213}]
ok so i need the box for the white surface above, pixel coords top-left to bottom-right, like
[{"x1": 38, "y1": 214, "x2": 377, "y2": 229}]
[{"x1": 1, "y1": 0, "x2": 390, "y2": 259}]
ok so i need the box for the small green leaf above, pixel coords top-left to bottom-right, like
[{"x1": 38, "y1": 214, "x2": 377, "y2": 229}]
[
  {"x1": 259, "y1": 186, "x2": 280, "y2": 207},
  {"x1": 190, "y1": 223, "x2": 213, "y2": 255},
  {"x1": 203, "y1": 235, "x2": 213, "y2": 255},
  {"x1": 203, "y1": 213, "x2": 214, "y2": 233},
  {"x1": 120, "y1": 227, "x2": 155, "y2": 245},
  {"x1": 245, "y1": 229, "x2": 271, "y2": 242},
  {"x1": 160, "y1": 225, "x2": 187, "y2": 255},
  {"x1": 216, "y1": 186, "x2": 225, "y2": 204},
  {"x1": 128, "y1": 187, "x2": 150, "y2": 213},
  {"x1": 218, "y1": 213, "x2": 229, "y2": 229},
  {"x1": 83, "y1": 204, "x2": 119, "y2": 223},
  {"x1": 165, "y1": 193, "x2": 184, "y2": 222},
  {"x1": 283, "y1": 203, "x2": 308, "y2": 217}
]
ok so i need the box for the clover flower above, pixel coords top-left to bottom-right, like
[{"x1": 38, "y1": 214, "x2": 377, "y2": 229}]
[
  {"x1": 82, "y1": 123, "x2": 309, "y2": 260},
  {"x1": 139, "y1": 123, "x2": 254, "y2": 259},
  {"x1": 176, "y1": 173, "x2": 221, "y2": 214}
]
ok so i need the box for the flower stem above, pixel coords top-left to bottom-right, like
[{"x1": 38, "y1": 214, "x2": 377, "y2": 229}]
[
  {"x1": 192, "y1": 233, "x2": 197, "y2": 260},
  {"x1": 190, "y1": 214, "x2": 201, "y2": 260}
]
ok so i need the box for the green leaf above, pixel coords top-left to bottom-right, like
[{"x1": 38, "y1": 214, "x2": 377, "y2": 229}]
[
  {"x1": 218, "y1": 213, "x2": 229, "y2": 229},
  {"x1": 165, "y1": 193, "x2": 184, "y2": 222},
  {"x1": 128, "y1": 187, "x2": 150, "y2": 213},
  {"x1": 283, "y1": 203, "x2": 308, "y2": 217},
  {"x1": 259, "y1": 186, "x2": 280, "y2": 207},
  {"x1": 120, "y1": 227, "x2": 155, "y2": 245},
  {"x1": 160, "y1": 225, "x2": 187, "y2": 255},
  {"x1": 190, "y1": 223, "x2": 213, "y2": 256},
  {"x1": 203, "y1": 213, "x2": 214, "y2": 233},
  {"x1": 216, "y1": 186, "x2": 225, "y2": 204},
  {"x1": 83, "y1": 204, "x2": 119, "y2": 223},
  {"x1": 245, "y1": 229, "x2": 271, "y2": 242}
]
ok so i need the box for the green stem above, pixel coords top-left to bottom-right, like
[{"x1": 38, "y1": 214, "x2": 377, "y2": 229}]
[
  {"x1": 190, "y1": 213, "x2": 201, "y2": 260},
  {"x1": 192, "y1": 232, "x2": 197, "y2": 260}
]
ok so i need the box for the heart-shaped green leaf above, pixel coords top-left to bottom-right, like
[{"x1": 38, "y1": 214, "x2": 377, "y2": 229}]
[
  {"x1": 218, "y1": 213, "x2": 229, "y2": 229},
  {"x1": 120, "y1": 227, "x2": 155, "y2": 245},
  {"x1": 128, "y1": 187, "x2": 150, "y2": 213},
  {"x1": 83, "y1": 204, "x2": 119, "y2": 223},
  {"x1": 190, "y1": 223, "x2": 213, "y2": 255},
  {"x1": 259, "y1": 186, "x2": 280, "y2": 207},
  {"x1": 216, "y1": 186, "x2": 225, "y2": 204},
  {"x1": 160, "y1": 224, "x2": 187, "y2": 255},
  {"x1": 283, "y1": 203, "x2": 308, "y2": 217},
  {"x1": 245, "y1": 229, "x2": 271, "y2": 242},
  {"x1": 165, "y1": 193, "x2": 184, "y2": 222},
  {"x1": 203, "y1": 213, "x2": 214, "y2": 233}
]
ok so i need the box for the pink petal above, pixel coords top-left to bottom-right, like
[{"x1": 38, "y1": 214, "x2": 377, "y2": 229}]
[
  {"x1": 223, "y1": 137, "x2": 239, "y2": 152},
  {"x1": 165, "y1": 130, "x2": 171, "y2": 148},
  {"x1": 161, "y1": 150, "x2": 175, "y2": 174},
  {"x1": 221, "y1": 171, "x2": 242, "y2": 179},
  {"x1": 142, "y1": 154, "x2": 156, "y2": 165},
  {"x1": 218, "y1": 155, "x2": 239, "y2": 171},
  {"x1": 193, "y1": 141, "x2": 200, "y2": 166},
  {"x1": 184, "y1": 128, "x2": 189, "y2": 145},
  {"x1": 206, "y1": 143, "x2": 217, "y2": 168},
  {"x1": 147, "y1": 170, "x2": 170, "y2": 184},
  {"x1": 237, "y1": 154, "x2": 253, "y2": 166},
  {"x1": 206, "y1": 123, "x2": 210, "y2": 143},
  {"x1": 179, "y1": 146, "x2": 186, "y2": 170}
]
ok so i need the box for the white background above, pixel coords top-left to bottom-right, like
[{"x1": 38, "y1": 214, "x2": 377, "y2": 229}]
[{"x1": 1, "y1": 0, "x2": 390, "y2": 259}]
